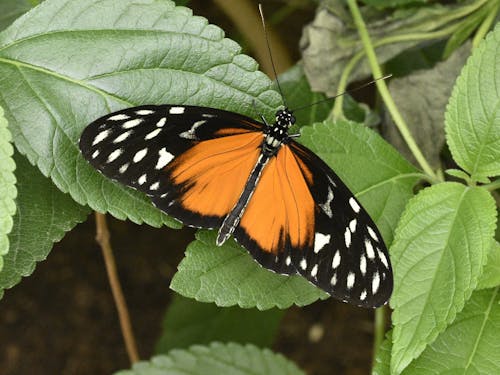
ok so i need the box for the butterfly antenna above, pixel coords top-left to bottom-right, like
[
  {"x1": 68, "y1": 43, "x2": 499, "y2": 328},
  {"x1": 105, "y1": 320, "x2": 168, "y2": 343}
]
[
  {"x1": 292, "y1": 74, "x2": 392, "y2": 112},
  {"x1": 258, "y1": 3, "x2": 287, "y2": 108}
]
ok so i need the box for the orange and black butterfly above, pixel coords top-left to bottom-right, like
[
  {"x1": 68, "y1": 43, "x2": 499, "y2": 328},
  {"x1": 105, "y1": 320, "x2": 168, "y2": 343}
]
[{"x1": 79, "y1": 104, "x2": 393, "y2": 307}]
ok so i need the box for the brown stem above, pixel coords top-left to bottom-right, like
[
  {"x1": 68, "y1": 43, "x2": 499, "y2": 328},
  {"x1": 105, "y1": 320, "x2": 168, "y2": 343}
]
[
  {"x1": 94, "y1": 212, "x2": 140, "y2": 364},
  {"x1": 213, "y1": 0, "x2": 293, "y2": 77}
]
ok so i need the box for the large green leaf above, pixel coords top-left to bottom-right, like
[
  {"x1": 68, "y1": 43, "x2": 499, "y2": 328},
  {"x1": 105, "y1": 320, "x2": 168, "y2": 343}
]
[
  {"x1": 0, "y1": 0, "x2": 34, "y2": 31},
  {"x1": 116, "y1": 342, "x2": 305, "y2": 375},
  {"x1": 0, "y1": 153, "x2": 89, "y2": 299},
  {"x1": 299, "y1": 120, "x2": 421, "y2": 246},
  {"x1": 0, "y1": 0, "x2": 281, "y2": 227},
  {"x1": 477, "y1": 241, "x2": 500, "y2": 290},
  {"x1": 403, "y1": 287, "x2": 500, "y2": 374},
  {"x1": 390, "y1": 183, "x2": 497, "y2": 374},
  {"x1": 445, "y1": 23, "x2": 500, "y2": 179},
  {"x1": 0, "y1": 106, "x2": 16, "y2": 271},
  {"x1": 156, "y1": 295, "x2": 285, "y2": 353},
  {"x1": 373, "y1": 331, "x2": 392, "y2": 375},
  {"x1": 170, "y1": 231, "x2": 328, "y2": 310}
]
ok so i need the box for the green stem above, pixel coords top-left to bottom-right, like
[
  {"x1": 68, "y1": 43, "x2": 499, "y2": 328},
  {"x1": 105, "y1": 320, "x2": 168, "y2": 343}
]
[
  {"x1": 373, "y1": 307, "x2": 386, "y2": 366},
  {"x1": 472, "y1": 0, "x2": 500, "y2": 46},
  {"x1": 483, "y1": 178, "x2": 500, "y2": 192},
  {"x1": 346, "y1": 0, "x2": 439, "y2": 182}
]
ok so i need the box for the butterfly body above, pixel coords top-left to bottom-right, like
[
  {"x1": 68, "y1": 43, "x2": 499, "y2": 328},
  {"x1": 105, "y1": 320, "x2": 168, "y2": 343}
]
[{"x1": 79, "y1": 104, "x2": 393, "y2": 308}]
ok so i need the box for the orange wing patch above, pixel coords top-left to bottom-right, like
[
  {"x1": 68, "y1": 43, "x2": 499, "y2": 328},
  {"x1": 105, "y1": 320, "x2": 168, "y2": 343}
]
[
  {"x1": 168, "y1": 132, "x2": 262, "y2": 217},
  {"x1": 239, "y1": 145, "x2": 315, "y2": 254}
]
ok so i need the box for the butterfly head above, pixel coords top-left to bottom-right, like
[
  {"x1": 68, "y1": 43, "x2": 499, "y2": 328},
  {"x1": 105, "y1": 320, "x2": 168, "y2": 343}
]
[{"x1": 275, "y1": 108, "x2": 296, "y2": 129}]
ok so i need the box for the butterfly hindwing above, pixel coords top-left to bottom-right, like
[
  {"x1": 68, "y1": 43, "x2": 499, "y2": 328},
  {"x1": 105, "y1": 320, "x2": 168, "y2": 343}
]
[
  {"x1": 288, "y1": 141, "x2": 393, "y2": 307},
  {"x1": 79, "y1": 105, "x2": 265, "y2": 228}
]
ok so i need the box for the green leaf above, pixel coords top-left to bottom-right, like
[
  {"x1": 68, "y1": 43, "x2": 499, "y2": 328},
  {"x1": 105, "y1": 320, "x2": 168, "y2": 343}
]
[
  {"x1": 299, "y1": 120, "x2": 421, "y2": 246},
  {"x1": 170, "y1": 231, "x2": 328, "y2": 310},
  {"x1": 402, "y1": 287, "x2": 500, "y2": 374},
  {"x1": 0, "y1": 106, "x2": 16, "y2": 272},
  {"x1": 477, "y1": 241, "x2": 500, "y2": 290},
  {"x1": 445, "y1": 168, "x2": 471, "y2": 183},
  {"x1": 156, "y1": 294, "x2": 285, "y2": 353},
  {"x1": 0, "y1": 0, "x2": 34, "y2": 31},
  {"x1": 0, "y1": 0, "x2": 281, "y2": 228},
  {"x1": 116, "y1": 342, "x2": 305, "y2": 375},
  {"x1": 373, "y1": 331, "x2": 392, "y2": 375},
  {"x1": 278, "y1": 64, "x2": 330, "y2": 127},
  {"x1": 384, "y1": 43, "x2": 470, "y2": 168},
  {"x1": 445, "y1": 23, "x2": 500, "y2": 178},
  {"x1": 0, "y1": 153, "x2": 90, "y2": 299},
  {"x1": 390, "y1": 182, "x2": 497, "y2": 374}
]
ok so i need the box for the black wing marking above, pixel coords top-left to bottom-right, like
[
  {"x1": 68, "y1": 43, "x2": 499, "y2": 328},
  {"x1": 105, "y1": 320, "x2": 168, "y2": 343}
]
[
  {"x1": 79, "y1": 104, "x2": 265, "y2": 228},
  {"x1": 288, "y1": 141, "x2": 393, "y2": 308}
]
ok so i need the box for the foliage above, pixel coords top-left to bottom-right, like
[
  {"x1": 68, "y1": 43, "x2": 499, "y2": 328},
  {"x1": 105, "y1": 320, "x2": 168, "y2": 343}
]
[{"x1": 0, "y1": 0, "x2": 499, "y2": 374}]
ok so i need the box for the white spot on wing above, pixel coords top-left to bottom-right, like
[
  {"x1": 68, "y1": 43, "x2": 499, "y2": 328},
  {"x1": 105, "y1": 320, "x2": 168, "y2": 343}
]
[
  {"x1": 300, "y1": 258, "x2": 307, "y2": 270},
  {"x1": 367, "y1": 226, "x2": 379, "y2": 241},
  {"x1": 372, "y1": 272, "x2": 380, "y2": 294},
  {"x1": 91, "y1": 150, "x2": 99, "y2": 159},
  {"x1": 285, "y1": 256, "x2": 291, "y2": 266},
  {"x1": 360, "y1": 255, "x2": 367, "y2": 275},
  {"x1": 145, "y1": 128, "x2": 162, "y2": 140},
  {"x1": 156, "y1": 117, "x2": 167, "y2": 127},
  {"x1": 169, "y1": 107, "x2": 185, "y2": 114},
  {"x1": 347, "y1": 272, "x2": 355, "y2": 289},
  {"x1": 378, "y1": 249, "x2": 389, "y2": 268},
  {"x1": 156, "y1": 148, "x2": 174, "y2": 169},
  {"x1": 107, "y1": 149, "x2": 122, "y2": 162},
  {"x1": 311, "y1": 265, "x2": 318, "y2": 278},
  {"x1": 92, "y1": 129, "x2": 110, "y2": 145},
  {"x1": 149, "y1": 181, "x2": 160, "y2": 191},
  {"x1": 113, "y1": 130, "x2": 132, "y2": 143},
  {"x1": 136, "y1": 109, "x2": 154, "y2": 115},
  {"x1": 314, "y1": 233, "x2": 331, "y2": 254},
  {"x1": 122, "y1": 118, "x2": 142, "y2": 129},
  {"x1": 138, "y1": 174, "x2": 147, "y2": 185},
  {"x1": 349, "y1": 219, "x2": 357, "y2": 233},
  {"x1": 349, "y1": 197, "x2": 360, "y2": 213},
  {"x1": 331, "y1": 251, "x2": 341, "y2": 269},
  {"x1": 360, "y1": 290, "x2": 367, "y2": 301},
  {"x1": 365, "y1": 239, "x2": 375, "y2": 259},
  {"x1": 109, "y1": 113, "x2": 129, "y2": 121},
  {"x1": 202, "y1": 113, "x2": 215, "y2": 118},
  {"x1": 133, "y1": 148, "x2": 148, "y2": 163},
  {"x1": 344, "y1": 228, "x2": 351, "y2": 248},
  {"x1": 319, "y1": 186, "x2": 334, "y2": 218},
  {"x1": 179, "y1": 120, "x2": 206, "y2": 140},
  {"x1": 118, "y1": 163, "x2": 129, "y2": 174},
  {"x1": 330, "y1": 274, "x2": 337, "y2": 286}
]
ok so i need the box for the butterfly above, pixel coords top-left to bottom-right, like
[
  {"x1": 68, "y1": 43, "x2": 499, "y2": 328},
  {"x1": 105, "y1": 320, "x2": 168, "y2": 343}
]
[{"x1": 79, "y1": 104, "x2": 393, "y2": 307}]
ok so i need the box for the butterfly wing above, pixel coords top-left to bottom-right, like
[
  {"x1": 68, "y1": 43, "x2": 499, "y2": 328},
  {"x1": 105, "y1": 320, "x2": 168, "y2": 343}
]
[
  {"x1": 235, "y1": 140, "x2": 392, "y2": 307},
  {"x1": 79, "y1": 105, "x2": 265, "y2": 228}
]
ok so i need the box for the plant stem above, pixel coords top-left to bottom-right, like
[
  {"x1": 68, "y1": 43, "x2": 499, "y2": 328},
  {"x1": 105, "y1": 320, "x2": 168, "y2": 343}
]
[
  {"x1": 483, "y1": 178, "x2": 500, "y2": 192},
  {"x1": 95, "y1": 212, "x2": 140, "y2": 364},
  {"x1": 346, "y1": 0, "x2": 439, "y2": 182},
  {"x1": 373, "y1": 306, "x2": 386, "y2": 366}
]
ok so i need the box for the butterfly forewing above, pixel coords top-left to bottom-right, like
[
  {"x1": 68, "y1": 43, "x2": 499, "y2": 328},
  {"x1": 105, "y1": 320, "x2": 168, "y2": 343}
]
[{"x1": 79, "y1": 105, "x2": 265, "y2": 229}]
